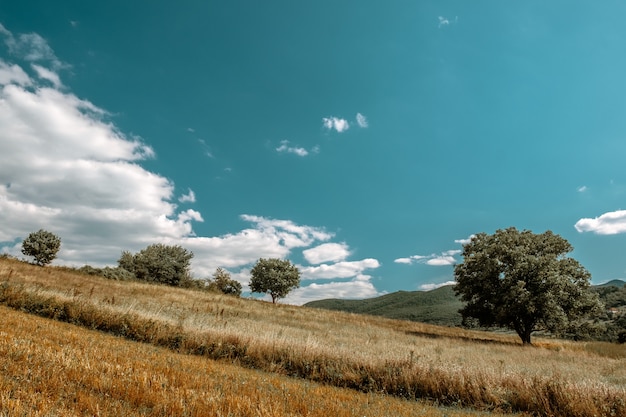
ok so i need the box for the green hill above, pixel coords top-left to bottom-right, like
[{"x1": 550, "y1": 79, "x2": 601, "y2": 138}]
[
  {"x1": 304, "y1": 285, "x2": 464, "y2": 326},
  {"x1": 598, "y1": 279, "x2": 625, "y2": 288},
  {"x1": 305, "y1": 280, "x2": 626, "y2": 327}
]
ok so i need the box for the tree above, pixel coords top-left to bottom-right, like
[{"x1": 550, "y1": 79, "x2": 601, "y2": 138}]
[
  {"x1": 206, "y1": 267, "x2": 242, "y2": 296},
  {"x1": 21, "y1": 229, "x2": 61, "y2": 266},
  {"x1": 250, "y1": 258, "x2": 300, "y2": 303},
  {"x1": 118, "y1": 244, "x2": 193, "y2": 287},
  {"x1": 454, "y1": 227, "x2": 601, "y2": 345}
]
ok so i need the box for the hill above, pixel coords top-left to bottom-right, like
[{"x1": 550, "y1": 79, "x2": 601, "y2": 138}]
[
  {"x1": 0, "y1": 257, "x2": 624, "y2": 416},
  {"x1": 304, "y1": 285, "x2": 464, "y2": 326},
  {"x1": 598, "y1": 279, "x2": 626, "y2": 288},
  {"x1": 305, "y1": 281, "x2": 626, "y2": 327}
]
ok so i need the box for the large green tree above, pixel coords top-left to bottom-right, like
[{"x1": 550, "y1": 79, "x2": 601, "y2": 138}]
[
  {"x1": 250, "y1": 258, "x2": 300, "y2": 303},
  {"x1": 454, "y1": 227, "x2": 601, "y2": 344},
  {"x1": 118, "y1": 244, "x2": 193, "y2": 287},
  {"x1": 21, "y1": 229, "x2": 61, "y2": 266}
]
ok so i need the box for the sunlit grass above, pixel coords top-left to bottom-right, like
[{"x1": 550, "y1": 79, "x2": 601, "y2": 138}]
[
  {"x1": 0, "y1": 306, "x2": 515, "y2": 417},
  {"x1": 1, "y1": 257, "x2": 624, "y2": 416}
]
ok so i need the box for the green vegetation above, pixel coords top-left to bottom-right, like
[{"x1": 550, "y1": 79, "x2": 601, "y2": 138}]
[
  {"x1": 205, "y1": 267, "x2": 242, "y2": 296},
  {"x1": 250, "y1": 257, "x2": 300, "y2": 303},
  {"x1": 118, "y1": 243, "x2": 194, "y2": 287},
  {"x1": 305, "y1": 285, "x2": 464, "y2": 326},
  {"x1": 454, "y1": 228, "x2": 601, "y2": 344},
  {"x1": 21, "y1": 229, "x2": 61, "y2": 266}
]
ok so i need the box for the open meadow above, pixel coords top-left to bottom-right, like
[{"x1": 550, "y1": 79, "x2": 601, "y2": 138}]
[{"x1": 0, "y1": 257, "x2": 625, "y2": 416}]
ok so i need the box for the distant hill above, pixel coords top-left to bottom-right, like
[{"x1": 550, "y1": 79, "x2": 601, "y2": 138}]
[
  {"x1": 305, "y1": 280, "x2": 626, "y2": 327},
  {"x1": 597, "y1": 279, "x2": 625, "y2": 288},
  {"x1": 304, "y1": 285, "x2": 464, "y2": 327}
]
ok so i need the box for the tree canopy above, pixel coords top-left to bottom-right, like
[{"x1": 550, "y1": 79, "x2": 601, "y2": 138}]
[
  {"x1": 21, "y1": 229, "x2": 61, "y2": 266},
  {"x1": 454, "y1": 227, "x2": 601, "y2": 344},
  {"x1": 250, "y1": 258, "x2": 300, "y2": 303},
  {"x1": 118, "y1": 244, "x2": 193, "y2": 287}
]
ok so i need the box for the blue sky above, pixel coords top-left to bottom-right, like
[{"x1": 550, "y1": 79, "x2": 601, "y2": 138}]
[{"x1": 1, "y1": 1, "x2": 626, "y2": 303}]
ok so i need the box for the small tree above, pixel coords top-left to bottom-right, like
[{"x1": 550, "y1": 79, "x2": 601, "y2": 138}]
[
  {"x1": 454, "y1": 227, "x2": 602, "y2": 344},
  {"x1": 118, "y1": 244, "x2": 193, "y2": 287},
  {"x1": 206, "y1": 267, "x2": 242, "y2": 296},
  {"x1": 250, "y1": 258, "x2": 300, "y2": 303},
  {"x1": 21, "y1": 229, "x2": 61, "y2": 266}
]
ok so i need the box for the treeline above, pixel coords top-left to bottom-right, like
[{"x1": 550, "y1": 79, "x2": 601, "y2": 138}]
[{"x1": 17, "y1": 230, "x2": 301, "y2": 302}]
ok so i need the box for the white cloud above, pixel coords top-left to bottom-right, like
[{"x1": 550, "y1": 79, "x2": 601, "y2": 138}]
[
  {"x1": 577, "y1": 185, "x2": 588, "y2": 193},
  {"x1": 395, "y1": 250, "x2": 459, "y2": 267},
  {"x1": 299, "y1": 258, "x2": 380, "y2": 280},
  {"x1": 322, "y1": 116, "x2": 349, "y2": 133},
  {"x1": 0, "y1": 61, "x2": 30, "y2": 85},
  {"x1": 575, "y1": 210, "x2": 626, "y2": 235},
  {"x1": 31, "y1": 64, "x2": 62, "y2": 88},
  {"x1": 454, "y1": 235, "x2": 475, "y2": 245},
  {"x1": 276, "y1": 140, "x2": 310, "y2": 157},
  {"x1": 1, "y1": 25, "x2": 66, "y2": 70},
  {"x1": 302, "y1": 242, "x2": 351, "y2": 264},
  {"x1": 178, "y1": 189, "x2": 196, "y2": 203},
  {"x1": 419, "y1": 281, "x2": 456, "y2": 291},
  {"x1": 438, "y1": 16, "x2": 457, "y2": 29},
  {"x1": 356, "y1": 113, "x2": 368, "y2": 128},
  {"x1": 425, "y1": 256, "x2": 456, "y2": 266},
  {"x1": 284, "y1": 278, "x2": 383, "y2": 305},
  {"x1": 393, "y1": 257, "x2": 413, "y2": 265}
]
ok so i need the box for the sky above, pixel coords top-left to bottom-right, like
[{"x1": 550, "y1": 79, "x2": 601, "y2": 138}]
[{"x1": 2, "y1": 1, "x2": 626, "y2": 304}]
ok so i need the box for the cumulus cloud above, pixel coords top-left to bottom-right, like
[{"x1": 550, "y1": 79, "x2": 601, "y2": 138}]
[
  {"x1": 0, "y1": 61, "x2": 30, "y2": 85},
  {"x1": 302, "y1": 242, "x2": 351, "y2": 264},
  {"x1": 299, "y1": 258, "x2": 380, "y2": 280},
  {"x1": 394, "y1": 250, "x2": 460, "y2": 266},
  {"x1": 285, "y1": 278, "x2": 383, "y2": 305},
  {"x1": 178, "y1": 189, "x2": 196, "y2": 203},
  {"x1": 31, "y1": 64, "x2": 62, "y2": 88},
  {"x1": 419, "y1": 281, "x2": 456, "y2": 291},
  {"x1": 276, "y1": 140, "x2": 310, "y2": 157},
  {"x1": 575, "y1": 210, "x2": 626, "y2": 235},
  {"x1": 322, "y1": 116, "x2": 349, "y2": 133},
  {"x1": 356, "y1": 113, "x2": 368, "y2": 128},
  {"x1": 425, "y1": 256, "x2": 456, "y2": 266}
]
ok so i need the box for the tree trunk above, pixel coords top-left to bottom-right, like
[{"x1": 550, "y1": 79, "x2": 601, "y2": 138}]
[{"x1": 514, "y1": 322, "x2": 533, "y2": 345}]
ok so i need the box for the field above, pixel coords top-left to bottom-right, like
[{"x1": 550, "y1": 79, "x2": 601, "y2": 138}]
[{"x1": 1, "y1": 257, "x2": 625, "y2": 416}]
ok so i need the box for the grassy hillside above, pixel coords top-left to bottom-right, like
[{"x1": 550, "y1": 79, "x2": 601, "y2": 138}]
[
  {"x1": 1, "y1": 257, "x2": 625, "y2": 416},
  {"x1": 1, "y1": 305, "x2": 501, "y2": 417},
  {"x1": 304, "y1": 285, "x2": 463, "y2": 326}
]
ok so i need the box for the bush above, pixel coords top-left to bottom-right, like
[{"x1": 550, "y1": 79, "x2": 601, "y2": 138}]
[
  {"x1": 206, "y1": 268, "x2": 242, "y2": 296},
  {"x1": 117, "y1": 244, "x2": 193, "y2": 287}
]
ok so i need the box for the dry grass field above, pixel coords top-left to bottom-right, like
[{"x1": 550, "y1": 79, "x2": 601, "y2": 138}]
[
  {"x1": 0, "y1": 305, "x2": 516, "y2": 417},
  {"x1": 0, "y1": 257, "x2": 625, "y2": 416}
]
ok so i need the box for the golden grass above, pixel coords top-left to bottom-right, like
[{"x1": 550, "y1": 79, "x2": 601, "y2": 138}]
[
  {"x1": 1, "y1": 258, "x2": 625, "y2": 416},
  {"x1": 0, "y1": 306, "x2": 518, "y2": 417}
]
